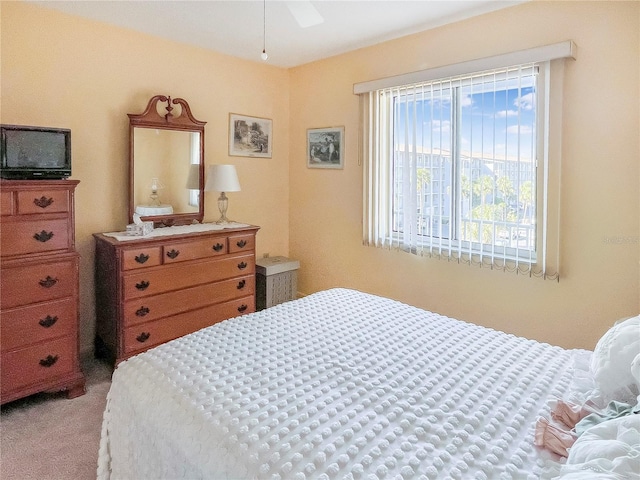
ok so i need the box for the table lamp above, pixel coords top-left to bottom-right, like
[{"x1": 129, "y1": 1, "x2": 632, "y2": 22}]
[{"x1": 205, "y1": 164, "x2": 241, "y2": 224}]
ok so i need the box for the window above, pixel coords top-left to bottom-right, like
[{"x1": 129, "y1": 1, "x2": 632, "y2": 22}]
[
  {"x1": 189, "y1": 132, "x2": 201, "y2": 207},
  {"x1": 357, "y1": 42, "x2": 575, "y2": 279},
  {"x1": 393, "y1": 65, "x2": 539, "y2": 261}
]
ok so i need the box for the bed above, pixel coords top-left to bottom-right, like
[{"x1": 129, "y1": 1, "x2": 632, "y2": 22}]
[{"x1": 97, "y1": 288, "x2": 639, "y2": 479}]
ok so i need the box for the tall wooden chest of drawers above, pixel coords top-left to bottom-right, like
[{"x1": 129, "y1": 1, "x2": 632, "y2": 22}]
[
  {"x1": 93, "y1": 224, "x2": 259, "y2": 364},
  {"x1": 0, "y1": 179, "x2": 86, "y2": 404}
]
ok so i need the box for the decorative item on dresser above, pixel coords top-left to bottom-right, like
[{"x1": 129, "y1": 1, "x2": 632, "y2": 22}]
[
  {"x1": 93, "y1": 224, "x2": 259, "y2": 364},
  {"x1": 204, "y1": 164, "x2": 241, "y2": 224},
  {"x1": 0, "y1": 179, "x2": 86, "y2": 404}
]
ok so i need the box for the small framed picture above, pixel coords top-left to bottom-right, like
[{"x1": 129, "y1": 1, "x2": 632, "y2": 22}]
[
  {"x1": 307, "y1": 126, "x2": 344, "y2": 169},
  {"x1": 229, "y1": 113, "x2": 272, "y2": 158}
]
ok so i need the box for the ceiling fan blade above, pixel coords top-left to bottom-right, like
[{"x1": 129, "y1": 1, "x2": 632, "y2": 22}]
[{"x1": 286, "y1": 1, "x2": 324, "y2": 28}]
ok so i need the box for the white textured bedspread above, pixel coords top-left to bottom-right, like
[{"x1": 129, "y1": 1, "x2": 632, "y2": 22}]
[{"x1": 98, "y1": 288, "x2": 581, "y2": 479}]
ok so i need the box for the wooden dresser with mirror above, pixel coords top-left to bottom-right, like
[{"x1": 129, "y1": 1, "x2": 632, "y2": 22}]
[{"x1": 93, "y1": 95, "x2": 259, "y2": 364}]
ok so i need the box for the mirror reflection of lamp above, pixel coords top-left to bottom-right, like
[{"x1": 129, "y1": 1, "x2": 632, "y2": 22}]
[
  {"x1": 186, "y1": 164, "x2": 200, "y2": 190},
  {"x1": 149, "y1": 177, "x2": 164, "y2": 206},
  {"x1": 205, "y1": 165, "x2": 241, "y2": 224},
  {"x1": 186, "y1": 164, "x2": 201, "y2": 208}
]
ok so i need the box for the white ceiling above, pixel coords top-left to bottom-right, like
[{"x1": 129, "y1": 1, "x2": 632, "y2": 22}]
[{"x1": 31, "y1": 0, "x2": 525, "y2": 68}]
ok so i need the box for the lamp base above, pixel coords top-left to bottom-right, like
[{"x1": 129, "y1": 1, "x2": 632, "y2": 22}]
[
  {"x1": 149, "y1": 191, "x2": 160, "y2": 206},
  {"x1": 215, "y1": 216, "x2": 234, "y2": 225},
  {"x1": 216, "y1": 192, "x2": 233, "y2": 224}
]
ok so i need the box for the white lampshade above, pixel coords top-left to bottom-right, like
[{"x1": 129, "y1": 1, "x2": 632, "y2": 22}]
[
  {"x1": 186, "y1": 164, "x2": 201, "y2": 190},
  {"x1": 149, "y1": 177, "x2": 164, "y2": 191},
  {"x1": 205, "y1": 164, "x2": 241, "y2": 224},
  {"x1": 205, "y1": 165, "x2": 241, "y2": 192}
]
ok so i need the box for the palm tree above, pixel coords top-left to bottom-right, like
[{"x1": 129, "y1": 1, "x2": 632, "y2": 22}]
[
  {"x1": 520, "y1": 181, "x2": 534, "y2": 222},
  {"x1": 497, "y1": 176, "x2": 515, "y2": 206},
  {"x1": 416, "y1": 167, "x2": 431, "y2": 193},
  {"x1": 415, "y1": 167, "x2": 432, "y2": 233},
  {"x1": 473, "y1": 175, "x2": 495, "y2": 207},
  {"x1": 460, "y1": 175, "x2": 471, "y2": 197},
  {"x1": 495, "y1": 176, "x2": 515, "y2": 238}
]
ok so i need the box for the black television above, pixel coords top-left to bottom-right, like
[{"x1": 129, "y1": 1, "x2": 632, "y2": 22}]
[{"x1": 0, "y1": 124, "x2": 71, "y2": 179}]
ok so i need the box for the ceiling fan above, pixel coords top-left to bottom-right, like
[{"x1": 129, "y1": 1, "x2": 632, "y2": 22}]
[
  {"x1": 261, "y1": 0, "x2": 324, "y2": 61},
  {"x1": 285, "y1": 1, "x2": 324, "y2": 28}
]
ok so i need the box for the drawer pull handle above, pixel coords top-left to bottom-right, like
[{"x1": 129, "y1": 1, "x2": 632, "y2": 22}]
[
  {"x1": 237, "y1": 304, "x2": 248, "y2": 313},
  {"x1": 236, "y1": 240, "x2": 247, "y2": 248},
  {"x1": 39, "y1": 355, "x2": 59, "y2": 367},
  {"x1": 166, "y1": 249, "x2": 180, "y2": 259},
  {"x1": 39, "y1": 315, "x2": 58, "y2": 328},
  {"x1": 237, "y1": 279, "x2": 246, "y2": 289},
  {"x1": 135, "y1": 280, "x2": 150, "y2": 291},
  {"x1": 212, "y1": 243, "x2": 224, "y2": 252},
  {"x1": 39, "y1": 276, "x2": 58, "y2": 288},
  {"x1": 136, "y1": 332, "x2": 151, "y2": 343},
  {"x1": 238, "y1": 261, "x2": 248, "y2": 270},
  {"x1": 33, "y1": 230, "x2": 54, "y2": 242},
  {"x1": 33, "y1": 196, "x2": 54, "y2": 209},
  {"x1": 135, "y1": 306, "x2": 150, "y2": 317},
  {"x1": 135, "y1": 253, "x2": 149, "y2": 264}
]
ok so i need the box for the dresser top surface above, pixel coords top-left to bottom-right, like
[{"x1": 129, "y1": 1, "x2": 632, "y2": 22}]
[
  {"x1": 94, "y1": 223, "x2": 260, "y2": 247},
  {"x1": 1, "y1": 179, "x2": 80, "y2": 189}
]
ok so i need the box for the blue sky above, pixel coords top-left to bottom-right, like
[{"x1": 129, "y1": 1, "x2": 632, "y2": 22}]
[{"x1": 395, "y1": 77, "x2": 537, "y2": 161}]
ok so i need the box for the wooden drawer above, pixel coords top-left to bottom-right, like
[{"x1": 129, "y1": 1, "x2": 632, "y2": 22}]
[
  {"x1": 93, "y1": 225, "x2": 259, "y2": 364},
  {"x1": 0, "y1": 257, "x2": 77, "y2": 309},
  {"x1": 0, "y1": 218, "x2": 71, "y2": 256},
  {"x1": 17, "y1": 189, "x2": 70, "y2": 214},
  {"x1": 123, "y1": 253, "x2": 255, "y2": 300},
  {"x1": 1, "y1": 298, "x2": 76, "y2": 350},
  {"x1": 0, "y1": 180, "x2": 84, "y2": 404},
  {"x1": 1, "y1": 336, "x2": 75, "y2": 393},
  {"x1": 162, "y1": 236, "x2": 228, "y2": 264},
  {"x1": 123, "y1": 295, "x2": 255, "y2": 355},
  {"x1": 123, "y1": 274, "x2": 254, "y2": 327},
  {"x1": 228, "y1": 233, "x2": 255, "y2": 253},
  {"x1": 122, "y1": 246, "x2": 162, "y2": 271},
  {"x1": 1, "y1": 191, "x2": 13, "y2": 216}
]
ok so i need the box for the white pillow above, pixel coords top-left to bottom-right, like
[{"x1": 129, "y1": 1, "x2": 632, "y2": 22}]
[
  {"x1": 590, "y1": 315, "x2": 640, "y2": 401},
  {"x1": 557, "y1": 415, "x2": 640, "y2": 479},
  {"x1": 631, "y1": 352, "x2": 640, "y2": 386}
]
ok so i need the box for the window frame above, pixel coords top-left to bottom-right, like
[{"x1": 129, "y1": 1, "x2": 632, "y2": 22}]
[
  {"x1": 358, "y1": 42, "x2": 575, "y2": 279},
  {"x1": 386, "y1": 64, "x2": 545, "y2": 265}
]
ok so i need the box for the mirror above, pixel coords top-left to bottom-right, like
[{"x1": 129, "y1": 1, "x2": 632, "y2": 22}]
[{"x1": 128, "y1": 95, "x2": 206, "y2": 226}]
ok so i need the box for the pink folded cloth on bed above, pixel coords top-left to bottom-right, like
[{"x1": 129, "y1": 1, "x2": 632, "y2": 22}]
[
  {"x1": 550, "y1": 399, "x2": 593, "y2": 428},
  {"x1": 534, "y1": 417, "x2": 577, "y2": 457}
]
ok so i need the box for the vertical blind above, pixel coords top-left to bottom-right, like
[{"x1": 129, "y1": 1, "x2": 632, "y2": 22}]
[{"x1": 358, "y1": 43, "x2": 575, "y2": 280}]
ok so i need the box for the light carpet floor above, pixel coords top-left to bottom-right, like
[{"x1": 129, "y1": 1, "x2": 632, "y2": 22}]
[{"x1": 1, "y1": 358, "x2": 112, "y2": 480}]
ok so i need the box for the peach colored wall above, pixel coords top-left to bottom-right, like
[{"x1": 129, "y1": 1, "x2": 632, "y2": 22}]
[
  {"x1": 1, "y1": 2, "x2": 290, "y2": 355},
  {"x1": 289, "y1": 1, "x2": 639, "y2": 350},
  {"x1": 2, "y1": 1, "x2": 638, "y2": 356}
]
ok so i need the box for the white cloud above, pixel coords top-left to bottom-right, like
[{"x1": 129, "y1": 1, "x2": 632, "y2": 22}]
[
  {"x1": 428, "y1": 119, "x2": 450, "y2": 133},
  {"x1": 514, "y1": 92, "x2": 534, "y2": 111},
  {"x1": 496, "y1": 110, "x2": 518, "y2": 118},
  {"x1": 461, "y1": 94, "x2": 473, "y2": 107},
  {"x1": 425, "y1": 97, "x2": 451, "y2": 108},
  {"x1": 506, "y1": 125, "x2": 533, "y2": 134}
]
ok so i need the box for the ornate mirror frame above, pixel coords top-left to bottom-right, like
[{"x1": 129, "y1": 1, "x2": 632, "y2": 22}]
[{"x1": 128, "y1": 95, "x2": 206, "y2": 226}]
